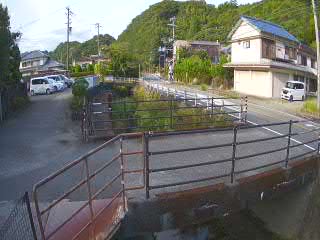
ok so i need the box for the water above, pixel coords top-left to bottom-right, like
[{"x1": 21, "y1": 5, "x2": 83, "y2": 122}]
[{"x1": 113, "y1": 210, "x2": 287, "y2": 240}]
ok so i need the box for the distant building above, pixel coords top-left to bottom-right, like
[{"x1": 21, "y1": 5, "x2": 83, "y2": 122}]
[
  {"x1": 20, "y1": 50, "x2": 65, "y2": 78},
  {"x1": 225, "y1": 16, "x2": 317, "y2": 98},
  {"x1": 72, "y1": 55, "x2": 110, "y2": 69},
  {"x1": 173, "y1": 40, "x2": 221, "y2": 63}
]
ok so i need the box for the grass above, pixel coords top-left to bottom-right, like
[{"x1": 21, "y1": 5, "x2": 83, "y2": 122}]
[
  {"x1": 200, "y1": 84, "x2": 208, "y2": 91},
  {"x1": 301, "y1": 97, "x2": 320, "y2": 117},
  {"x1": 110, "y1": 86, "x2": 232, "y2": 133}
]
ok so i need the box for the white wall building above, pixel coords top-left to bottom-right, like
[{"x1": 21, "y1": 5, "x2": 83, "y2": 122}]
[{"x1": 225, "y1": 16, "x2": 317, "y2": 98}]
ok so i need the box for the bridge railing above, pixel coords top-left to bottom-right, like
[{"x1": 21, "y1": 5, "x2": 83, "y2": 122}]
[
  {"x1": 33, "y1": 120, "x2": 320, "y2": 239},
  {"x1": 145, "y1": 120, "x2": 320, "y2": 198},
  {"x1": 33, "y1": 132, "x2": 144, "y2": 240}
]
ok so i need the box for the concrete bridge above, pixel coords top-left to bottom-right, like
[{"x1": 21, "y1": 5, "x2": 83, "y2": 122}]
[{"x1": 31, "y1": 120, "x2": 320, "y2": 240}]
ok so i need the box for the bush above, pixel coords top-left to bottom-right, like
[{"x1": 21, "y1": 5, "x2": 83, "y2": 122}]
[
  {"x1": 11, "y1": 96, "x2": 29, "y2": 111},
  {"x1": 112, "y1": 85, "x2": 130, "y2": 98},
  {"x1": 200, "y1": 84, "x2": 208, "y2": 91},
  {"x1": 70, "y1": 96, "x2": 84, "y2": 112},
  {"x1": 70, "y1": 72, "x2": 94, "y2": 78},
  {"x1": 72, "y1": 78, "x2": 89, "y2": 97}
]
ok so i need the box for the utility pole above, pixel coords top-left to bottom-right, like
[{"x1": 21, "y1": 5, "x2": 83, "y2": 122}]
[
  {"x1": 312, "y1": 0, "x2": 320, "y2": 109},
  {"x1": 168, "y1": 16, "x2": 177, "y2": 41},
  {"x1": 95, "y1": 23, "x2": 101, "y2": 56},
  {"x1": 66, "y1": 7, "x2": 73, "y2": 71}
]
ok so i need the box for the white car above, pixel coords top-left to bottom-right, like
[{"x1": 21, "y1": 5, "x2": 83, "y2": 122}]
[
  {"x1": 59, "y1": 75, "x2": 74, "y2": 88},
  {"x1": 47, "y1": 75, "x2": 66, "y2": 91},
  {"x1": 281, "y1": 81, "x2": 306, "y2": 101},
  {"x1": 30, "y1": 77, "x2": 56, "y2": 95}
]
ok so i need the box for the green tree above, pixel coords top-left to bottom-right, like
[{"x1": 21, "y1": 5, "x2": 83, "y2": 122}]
[{"x1": 0, "y1": 4, "x2": 21, "y2": 88}]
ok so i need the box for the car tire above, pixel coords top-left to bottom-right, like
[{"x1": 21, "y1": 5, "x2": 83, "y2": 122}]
[
  {"x1": 54, "y1": 86, "x2": 57, "y2": 92},
  {"x1": 46, "y1": 89, "x2": 51, "y2": 95},
  {"x1": 289, "y1": 95, "x2": 293, "y2": 102},
  {"x1": 302, "y1": 95, "x2": 305, "y2": 101},
  {"x1": 31, "y1": 90, "x2": 35, "y2": 96}
]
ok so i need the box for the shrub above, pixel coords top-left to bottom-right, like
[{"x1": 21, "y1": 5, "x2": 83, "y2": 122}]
[
  {"x1": 72, "y1": 78, "x2": 89, "y2": 97},
  {"x1": 200, "y1": 84, "x2": 208, "y2": 91},
  {"x1": 70, "y1": 96, "x2": 84, "y2": 112},
  {"x1": 11, "y1": 96, "x2": 29, "y2": 110},
  {"x1": 70, "y1": 72, "x2": 94, "y2": 78}
]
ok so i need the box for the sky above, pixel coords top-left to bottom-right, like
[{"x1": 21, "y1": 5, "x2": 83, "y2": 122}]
[{"x1": 0, "y1": 0, "x2": 259, "y2": 52}]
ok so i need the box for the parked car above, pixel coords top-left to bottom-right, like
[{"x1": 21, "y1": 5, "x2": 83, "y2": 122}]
[
  {"x1": 46, "y1": 75, "x2": 65, "y2": 90},
  {"x1": 281, "y1": 81, "x2": 305, "y2": 101},
  {"x1": 30, "y1": 77, "x2": 56, "y2": 95},
  {"x1": 59, "y1": 75, "x2": 74, "y2": 88}
]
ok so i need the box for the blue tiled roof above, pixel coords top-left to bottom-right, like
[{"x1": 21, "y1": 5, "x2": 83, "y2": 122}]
[{"x1": 241, "y1": 16, "x2": 299, "y2": 42}]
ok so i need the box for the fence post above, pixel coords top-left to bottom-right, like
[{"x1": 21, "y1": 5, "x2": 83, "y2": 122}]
[
  {"x1": 123, "y1": 101, "x2": 127, "y2": 127},
  {"x1": 231, "y1": 126, "x2": 238, "y2": 183},
  {"x1": 167, "y1": 88, "x2": 170, "y2": 97},
  {"x1": 170, "y1": 98, "x2": 173, "y2": 129},
  {"x1": 144, "y1": 133, "x2": 150, "y2": 199},
  {"x1": 221, "y1": 99, "x2": 224, "y2": 111},
  {"x1": 0, "y1": 91, "x2": 3, "y2": 122},
  {"x1": 244, "y1": 96, "x2": 248, "y2": 123},
  {"x1": 184, "y1": 89, "x2": 187, "y2": 104},
  {"x1": 239, "y1": 98, "x2": 243, "y2": 123},
  {"x1": 195, "y1": 94, "x2": 197, "y2": 107},
  {"x1": 211, "y1": 97, "x2": 214, "y2": 116},
  {"x1": 120, "y1": 136, "x2": 126, "y2": 211},
  {"x1": 84, "y1": 157, "x2": 95, "y2": 222},
  {"x1": 285, "y1": 120, "x2": 293, "y2": 168},
  {"x1": 25, "y1": 192, "x2": 38, "y2": 240}
]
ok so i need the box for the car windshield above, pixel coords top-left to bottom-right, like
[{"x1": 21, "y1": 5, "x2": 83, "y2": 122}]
[{"x1": 285, "y1": 82, "x2": 295, "y2": 89}]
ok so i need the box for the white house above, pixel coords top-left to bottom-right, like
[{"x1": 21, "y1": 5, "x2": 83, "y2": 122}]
[
  {"x1": 20, "y1": 50, "x2": 65, "y2": 78},
  {"x1": 225, "y1": 16, "x2": 317, "y2": 98}
]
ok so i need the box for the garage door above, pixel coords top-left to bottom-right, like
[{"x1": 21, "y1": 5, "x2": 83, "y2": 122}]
[{"x1": 273, "y1": 72, "x2": 289, "y2": 98}]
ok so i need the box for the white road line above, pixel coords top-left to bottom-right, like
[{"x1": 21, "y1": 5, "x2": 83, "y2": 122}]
[
  {"x1": 146, "y1": 81, "x2": 317, "y2": 151},
  {"x1": 247, "y1": 120, "x2": 316, "y2": 151}
]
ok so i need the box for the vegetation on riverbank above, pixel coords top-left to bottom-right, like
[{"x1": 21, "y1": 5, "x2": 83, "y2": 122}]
[{"x1": 111, "y1": 86, "x2": 232, "y2": 132}]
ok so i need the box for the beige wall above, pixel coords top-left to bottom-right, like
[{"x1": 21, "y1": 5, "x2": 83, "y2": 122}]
[
  {"x1": 234, "y1": 70, "x2": 273, "y2": 98},
  {"x1": 231, "y1": 39, "x2": 262, "y2": 63}
]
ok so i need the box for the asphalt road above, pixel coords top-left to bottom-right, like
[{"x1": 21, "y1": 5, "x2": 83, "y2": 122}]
[{"x1": 0, "y1": 90, "x2": 103, "y2": 217}]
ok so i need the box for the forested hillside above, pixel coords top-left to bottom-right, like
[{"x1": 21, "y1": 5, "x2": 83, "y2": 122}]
[
  {"x1": 116, "y1": 0, "x2": 316, "y2": 63},
  {"x1": 50, "y1": 34, "x2": 115, "y2": 64}
]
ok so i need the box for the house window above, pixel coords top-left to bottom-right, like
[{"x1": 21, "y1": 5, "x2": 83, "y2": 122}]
[
  {"x1": 311, "y1": 58, "x2": 316, "y2": 68},
  {"x1": 301, "y1": 55, "x2": 307, "y2": 66},
  {"x1": 243, "y1": 40, "x2": 250, "y2": 48},
  {"x1": 262, "y1": 38, "x2": 276, "y2": 59},
  {"x1": 289, "y1": 48, "x2": 297, "y2": 59},
  {"x1": 22, "y1": 62, "x2": 27, "y2": 67},
  {"x1": 285, "y1": 46, "x2": 289, "y2": 55}
]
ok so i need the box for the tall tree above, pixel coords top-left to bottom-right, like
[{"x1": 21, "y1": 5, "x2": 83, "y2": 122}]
[{"x1": 0, "y1": 4, "x2": 21, "y2": 87}]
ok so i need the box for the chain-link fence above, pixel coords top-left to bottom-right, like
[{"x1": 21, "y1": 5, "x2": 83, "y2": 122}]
[{"x1": 0, "y1": 192, "x2": 37, "y2": 240}]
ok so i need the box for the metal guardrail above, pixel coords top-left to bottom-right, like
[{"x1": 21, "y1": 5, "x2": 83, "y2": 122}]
[
  {"x1": 0, "y1": 192, "x2": 37, "y2": 240},
  {"x1": 144, "y1": 120, "x2": 320, "y2": 198},
  {"x1": 33, "y1": 120, "x2": 320, "y2": 239},
  {"x1": 33, "y1": 132, "x2": 144, "y2": 240},
  {"x1": 83, "y1": 93, "x2": 247, "y2": 139}
]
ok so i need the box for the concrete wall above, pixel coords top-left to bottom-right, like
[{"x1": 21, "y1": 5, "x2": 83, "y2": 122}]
[{"x1": 234, "y1": 70, "x2": 272, "y2": 98}]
